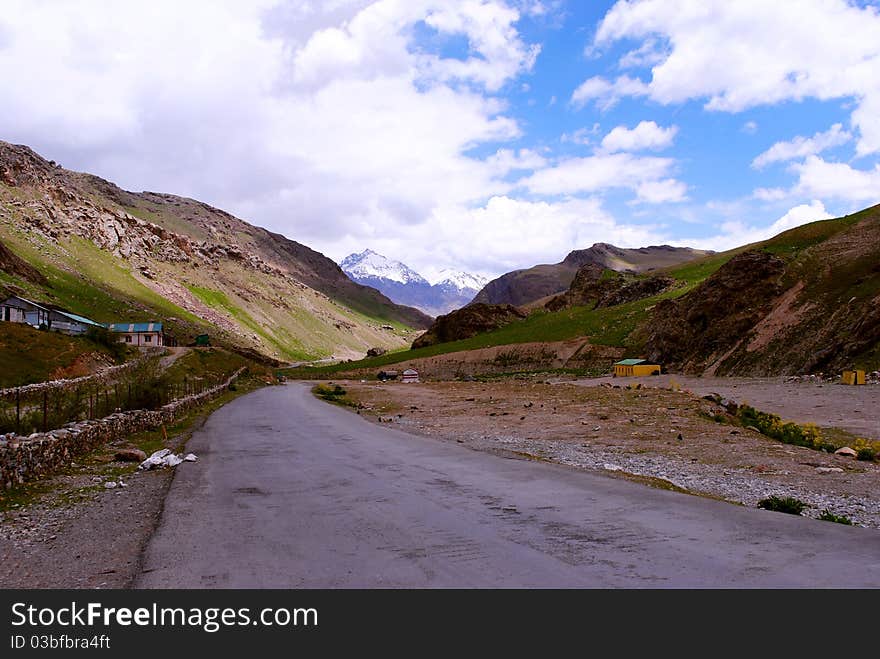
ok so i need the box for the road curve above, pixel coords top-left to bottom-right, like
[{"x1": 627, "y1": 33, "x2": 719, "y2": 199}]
[{"x1": 137, "y1": 383, "x2": 880, "y2": 588}]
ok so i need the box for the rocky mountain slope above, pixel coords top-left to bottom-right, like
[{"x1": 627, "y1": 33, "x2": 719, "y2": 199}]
[
  {"x1": 472, "y1": 243, "x2": 711, "y2": 307},
  {"x1": 0, "y1": 140, "x2": 428, "y2": 361},
  {"x1": 643, "y1": 206, "x2": 880, "y2": 375},
  {"x1": 545, "y1": 263, "x2": 677, "y2": 312},
  {"x1": 341, "y1": 249, "x2": 486, "y2": 316},
  {"x1": 411, "y1": 303, "x2": 527, "y2": 349}
]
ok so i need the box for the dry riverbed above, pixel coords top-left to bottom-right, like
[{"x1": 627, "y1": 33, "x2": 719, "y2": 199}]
[{"x1": 333, "y1": 378, "x2": 880, "y2": 528}]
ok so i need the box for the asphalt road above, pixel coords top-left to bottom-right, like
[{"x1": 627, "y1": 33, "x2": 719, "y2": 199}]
[{"x1": 137, "y1": 383, "x2": 880, "y2": 588}]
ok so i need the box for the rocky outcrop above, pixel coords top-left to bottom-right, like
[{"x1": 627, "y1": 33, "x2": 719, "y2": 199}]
[
  {"x1": 644, "y1": 251, "x2": 786, "y2": 374},
  {"x1": 545, "y1": 263, "x2": 676, "y2": 311},
  {"x1": 0, "y1": 237, "x2": 47, "y2": 286},
  {"x1": 412, "y1": 303, "x2": 527, "y2": 349}
]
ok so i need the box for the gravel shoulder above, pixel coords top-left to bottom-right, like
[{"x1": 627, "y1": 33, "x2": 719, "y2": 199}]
[
  {"x1": 336, "y1": 378, "x2": 880, "y2": 528},
  {"x1": 0, "y1": 386, "x2": 253, "y2": 588}
]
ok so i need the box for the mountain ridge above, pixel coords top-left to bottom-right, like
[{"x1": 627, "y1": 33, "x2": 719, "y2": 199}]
[
  {"x1": 0, "y1": 140, "x2": 429, "y2": 361},
  {"x1": 341, "y1": 249, "x2": 486, "y2": 316},
  {"x1": 472, "y1": 243, "x2": 713, "y2": 307}
]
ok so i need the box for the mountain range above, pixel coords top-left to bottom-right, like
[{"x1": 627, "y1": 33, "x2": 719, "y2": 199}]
[
  {"x1": 341, "y1": 249, "x2": 487, "y2": 316},
  {"x1": 0, "y1": 140, "x2": 430, "y2": 363}
]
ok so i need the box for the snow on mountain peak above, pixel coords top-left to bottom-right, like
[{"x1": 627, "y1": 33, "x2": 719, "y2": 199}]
[
  {"x1": 432, "y1": 269, "x2": 488, "y2": 292},
  {"x1": 340, "y1": 250, "x2": 427, "y2": 285}
]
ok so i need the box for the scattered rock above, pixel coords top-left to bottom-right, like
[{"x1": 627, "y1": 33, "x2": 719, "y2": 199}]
[
  {"x1": 103, "y1": 481, "x2": 117, "y2": 489},
  {"x1": 835, "y1": 447, "x2": 858, "y2": 457},
  {"x1": 816, "y1": 467, "x2": 844, "y2": 474},
  {"x1": 183, "y1": 453, "x2": 198, "y2": 462}
]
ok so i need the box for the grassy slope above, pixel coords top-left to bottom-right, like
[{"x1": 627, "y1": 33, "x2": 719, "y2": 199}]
[
  {"x1": 1, "y1": 195, "x2": 413, "y2": 361},
  {"x1": 0, "y1": 323, "x2": 119, "y2": 387},
  {"x1": 310, "y1": 209, "x2": 876, "y2": 375}
]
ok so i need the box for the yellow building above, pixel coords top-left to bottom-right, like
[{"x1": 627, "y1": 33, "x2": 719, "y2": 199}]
[
  {"x1": 842, "y1": 370, "x2": 866, "y2": 385},
  {"x1": 614, "y1": 359, "x2": 661, "y2": 377}
]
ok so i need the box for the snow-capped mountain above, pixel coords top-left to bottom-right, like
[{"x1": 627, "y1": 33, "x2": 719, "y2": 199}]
[
  {"x1": 431, "y1": 270, "x2": 488, "y2": 293},
  {"x1": 340, "y1": 249, "x2": 427, "y2": 285},
  {"x1": 341, "y1": 251, "x2": 485, "y2": 317}
]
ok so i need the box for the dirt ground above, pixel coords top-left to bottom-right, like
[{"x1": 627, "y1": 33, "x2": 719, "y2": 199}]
[
  {"x1": 336, "y1": 378, "x2": 880, "y2": 528},
  {"x1": 566, "y1": 375, "x2": 880, "y2": 441}
]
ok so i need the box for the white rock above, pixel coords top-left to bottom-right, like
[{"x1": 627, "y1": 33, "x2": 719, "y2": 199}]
[
  {"x1": 816, "y1": 467, "x2": 844, "y2": 474},
  {"x1": 104, "y1": 481, "x2": 117, "y2": 489},
  {"x1": 183, "y1": 453, "x2": 198, "y2": 462},
  {"x1": 164, "y1": 454, "x2": 183, "y2": 467},
  {"x1": 834, "y1": 447, "x2": 858, "y2": 457},
  {"x1": 603, "y1": 463, "x2": 622, "y2": 472},
  {"x1": 139, "y1": 448, "x2": 173, "y2": 470}
]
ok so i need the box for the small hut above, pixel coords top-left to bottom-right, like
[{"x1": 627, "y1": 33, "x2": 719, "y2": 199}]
[
  {"x1": 401, "y1": 368, "x2": 420, "y2": 383},
  {"x1": 613, "y1": 359, "x2": 661, "y2": 377}
]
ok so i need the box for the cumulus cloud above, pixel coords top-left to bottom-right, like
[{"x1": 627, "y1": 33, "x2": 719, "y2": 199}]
[
  {"x1": 570, "y1": 74, "x2": 649, "y2": 110},
  {"x1": 791, "y1": 155, "x2": 880, "y2": 203},
  {"x1": 691, "y1": 200, "x2": 832, "y2": 251},
  {"x1": 600, "y1": 121, "x2": 677, "y2": 153},
  {"x1": 752, "y1": 123, "x2": 851, "y2": 169},
  {"x1": 586, "y1": 0, "x2": 880, "y2": 156},
  {"x1": 0, "y1": 0, "x2": 545, "y2": 271},
  {"x1": 335, "y1": 195, "x2": 668, "y2": 276},
  {"x1": 521, "y1": 152, "x2": 675, "y2": 196}
]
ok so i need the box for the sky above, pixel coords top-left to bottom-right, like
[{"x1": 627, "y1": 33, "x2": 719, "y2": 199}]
[{"x1": 1, "y1": 0, "x2": 879, "y2": 281}]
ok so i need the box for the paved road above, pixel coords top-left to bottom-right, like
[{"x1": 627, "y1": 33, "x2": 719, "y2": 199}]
[{"x1": 138, "y1": 383, "x2": 880, "y2": 588}]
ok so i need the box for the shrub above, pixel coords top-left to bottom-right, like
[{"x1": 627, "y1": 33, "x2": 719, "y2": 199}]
[
  {"x1": 856, "y1": 446, "x2": 876, "y2": 462},
  {"x1": 757, "y1": 495, "x2": 807, "y2": 515},
  {"x1": 313, "y1": 383, "x2": 348, "y2": 403},
  {"x1": 818, "y1": 510, "x2": 853, "y2": 525}
]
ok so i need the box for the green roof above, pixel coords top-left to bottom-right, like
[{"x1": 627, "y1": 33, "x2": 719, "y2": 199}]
[{"x1": 615, "y1": 359, "x2": 647, "y2": 366}]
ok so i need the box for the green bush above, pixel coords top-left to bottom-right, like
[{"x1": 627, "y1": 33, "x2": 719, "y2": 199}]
[
  {"x1": 757, "y1": 496, "x2": 807, "y2": 515},
  {"x1": 818, "y1": 510, "x2": 853, "y2": 525},
  {"x1": 856, "y1": 446, "x2": 876, "y2": 462},
  {"x1": 85, "y1": 326, "x2": 128, "y2": 362}
]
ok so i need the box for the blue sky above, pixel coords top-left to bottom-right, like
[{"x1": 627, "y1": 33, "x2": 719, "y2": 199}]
[{"x1": 1, "y1": 1, "x2": 878, "y2": 280}]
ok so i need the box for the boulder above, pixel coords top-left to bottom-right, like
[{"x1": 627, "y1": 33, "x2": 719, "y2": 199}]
[
  {"x1": 115, "y1": 448, "x2": 147, "y2": 462},
  {"x1": 834, "y1": 446, "x2": 858, "y2": 457}
]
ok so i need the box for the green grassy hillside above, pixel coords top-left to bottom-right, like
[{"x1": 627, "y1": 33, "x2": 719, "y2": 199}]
[{"x1": 0, "y1": 140, "x2": 423, "y2": 364}]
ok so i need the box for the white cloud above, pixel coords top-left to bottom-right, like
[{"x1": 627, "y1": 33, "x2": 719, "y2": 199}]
[
  {"x1": 570, "y1": 75, "x2": 649, "y2": 110},
  {"x1": 0, "y1": 0, "x2": 544, "y2": 269},
  {"x1": 485, "y1": 148, "x2": 547, "y2": 174},
  {"x1": 600, "y1": 121, "x2": 678, "y2": 153},
  {"x1": 618, "y1": 38, "x2": 667, "y2": 69},
  {"x1": 792, "y1": 155, "x2": 880, "y2": 203},
  {"x1": 634, "y1": 179, "x2": 688, "y2": 204},
  {"x1": 752, "y1": 123, "x2": 851, "y2": 169},
  {"x1": 521, "y1": 152, "x2": 676, "y2": 196},
  {"x1": 753, "y1": 187, "x2": 788, "y2": 202},
  {"x1": 691, "y1": 200, "x2": 832, "y2": 251},
  {"x1": 337, "y1": 195, "x2": 668, "y2": 276},
  {"x1": 590, "y1": 0, "x2": 880, "y2": 155},
  {"x1": 741, "y1": 121, "x2": 758, "y2": 135}
]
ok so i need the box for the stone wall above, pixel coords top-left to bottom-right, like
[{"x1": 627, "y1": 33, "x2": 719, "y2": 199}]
[{"x1": 0, "y1": 367, "x2": 246, "y2": 490}]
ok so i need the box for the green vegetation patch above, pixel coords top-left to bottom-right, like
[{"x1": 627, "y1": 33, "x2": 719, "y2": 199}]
[
  {"x1": 818, "y1": 510, "x2": 853, "y2": 525},
  {"x1": 757, "y1": 496, "x2": 807, "y2": 515}
]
